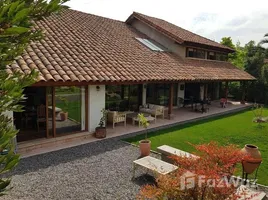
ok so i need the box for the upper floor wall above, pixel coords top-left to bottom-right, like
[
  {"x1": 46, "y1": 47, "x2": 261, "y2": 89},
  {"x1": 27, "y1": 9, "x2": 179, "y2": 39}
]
[
  {"x1": 131, "y1": 19, "x2": 186, "y2": 57},
  {"x1": 130, "y1": 18, "x2": 228, "y2": 62}
]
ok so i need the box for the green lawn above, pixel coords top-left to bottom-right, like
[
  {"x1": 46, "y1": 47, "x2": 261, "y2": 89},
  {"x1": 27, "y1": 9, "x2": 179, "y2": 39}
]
[
  {"x1": 57, "y1": 101, "x2": 81, "y2": 122},
  {"x1": 125, "y1": 109, "x2": 268, "y2": 185}
]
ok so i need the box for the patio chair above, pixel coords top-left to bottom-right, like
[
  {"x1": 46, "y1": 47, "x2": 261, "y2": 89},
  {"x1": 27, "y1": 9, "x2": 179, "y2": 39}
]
[
  {"x1": 37, "y1": 104, "x2": 46, "y2": 132},
  {"x1": 107, "y1": 111, "x2": 126, "y2": 129}
]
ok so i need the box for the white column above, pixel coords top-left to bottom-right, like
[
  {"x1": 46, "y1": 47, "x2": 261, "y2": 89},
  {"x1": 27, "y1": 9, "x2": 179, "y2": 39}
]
[
  {"x1": 88, "y1": 85, "x2": 105, "y2": 133},
  {"x1": 142, "y1": 84, "x2": 147, "y2": 105},
  {"x1": 81, "y1": 87, "x2": 85, "y2": 131},
  {"x1": 177, "y1": 83, "x2": 185, "y2": 107},
  {"x1": 200, "y1": 84, "x2": 204, "y2": 100},
  {"x1": 4, "y1": 111, "x2": 17, "y2": 153}
]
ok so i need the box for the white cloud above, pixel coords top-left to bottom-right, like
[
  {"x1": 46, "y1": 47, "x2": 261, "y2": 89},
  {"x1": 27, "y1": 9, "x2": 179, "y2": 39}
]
[{"x1": 66, "y1": 0, "x2": 268, "y2": 45}]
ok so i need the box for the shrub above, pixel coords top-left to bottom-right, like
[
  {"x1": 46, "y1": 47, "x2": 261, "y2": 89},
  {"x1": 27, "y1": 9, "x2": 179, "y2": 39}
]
[{"x1": 138, "y1": 142, "x2": 250, "y2": 200}]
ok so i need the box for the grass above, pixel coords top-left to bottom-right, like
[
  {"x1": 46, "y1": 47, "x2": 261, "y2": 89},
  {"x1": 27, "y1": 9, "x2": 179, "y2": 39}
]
[
  {"x1": 57, "y1": 101, "x2": 81, "y2": 122},
  {"x1": 125, "y1": 108, "x2": 268, "y2": 185}
]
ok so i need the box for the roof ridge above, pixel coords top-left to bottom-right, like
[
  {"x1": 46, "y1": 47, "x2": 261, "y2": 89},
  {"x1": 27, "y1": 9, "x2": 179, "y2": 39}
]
[{"x1": 66, "y1": 8, "x2": 125, "y2": 24}]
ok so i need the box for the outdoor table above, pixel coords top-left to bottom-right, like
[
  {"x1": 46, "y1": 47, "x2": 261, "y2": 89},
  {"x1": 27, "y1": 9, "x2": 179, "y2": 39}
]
[{"x1": 126, "y1": 112, "x2": 155, "y2": 126}]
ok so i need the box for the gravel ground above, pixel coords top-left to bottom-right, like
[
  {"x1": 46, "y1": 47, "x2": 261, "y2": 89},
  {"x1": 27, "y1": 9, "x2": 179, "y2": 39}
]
[{"x1": 2, "y1": 139, "x2": 157, "y2": 200}]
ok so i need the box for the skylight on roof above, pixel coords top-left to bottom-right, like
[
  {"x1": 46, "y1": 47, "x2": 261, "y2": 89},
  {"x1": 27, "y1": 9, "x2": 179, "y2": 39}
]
[{"x1": 136, "y1": 38, "x2": 165, "y2": 52}]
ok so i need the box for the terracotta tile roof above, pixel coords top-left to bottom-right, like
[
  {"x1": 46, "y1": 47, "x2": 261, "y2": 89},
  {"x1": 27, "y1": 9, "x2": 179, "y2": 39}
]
[
  {"x1": 127, "y1": 12, "x2": 235, "y2": 52},
  {"x1": 6, "y1": 9, "x2": 254, "y2": 83}
]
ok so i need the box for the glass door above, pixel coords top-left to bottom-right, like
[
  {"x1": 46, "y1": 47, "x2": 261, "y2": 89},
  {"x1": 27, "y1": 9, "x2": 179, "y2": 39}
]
[{"x1": 54, "y1": 86, "x2": 83, "y2": 136}]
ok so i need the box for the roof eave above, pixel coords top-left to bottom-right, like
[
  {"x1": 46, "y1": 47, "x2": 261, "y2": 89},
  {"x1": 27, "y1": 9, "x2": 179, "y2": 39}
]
[{"x1": 183, "y1": 41, "x2": 235, "y2": 53}]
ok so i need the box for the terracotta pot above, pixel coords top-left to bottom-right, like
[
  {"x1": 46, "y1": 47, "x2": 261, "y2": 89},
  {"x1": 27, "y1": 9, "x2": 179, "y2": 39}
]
[
  {"x1": 139, "y1": 140, "x2": 151, "y2": 157},
  {"x1": 60, "y1": 112, "x2": 68, "y2": 121},
  {"x1": 95, "y1": 127, "x2": 106, "y2": 138},
  {"x1": 241, "y1": 144, "x2": 262, "y2": 174}
]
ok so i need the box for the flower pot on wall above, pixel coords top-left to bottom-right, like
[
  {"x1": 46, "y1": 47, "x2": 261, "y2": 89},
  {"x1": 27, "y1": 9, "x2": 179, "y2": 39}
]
[
  {"x1": 95, "y1": 127, "x2": 106, "y2": 138},
  {"x1": 241, "y1": 144, "x2": 262, "y2": 174},
  {"x1": 60, "y1": 112, "x2": 68, "y2": 121},
  {"x1": 139, "y1": 140, "x2": 151, "y2": 157}
]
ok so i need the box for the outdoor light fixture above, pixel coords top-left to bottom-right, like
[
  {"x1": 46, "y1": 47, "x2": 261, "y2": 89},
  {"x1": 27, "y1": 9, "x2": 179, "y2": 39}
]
[{"x1": 96, "y1": 85, "x2": 100, "y2": 91}]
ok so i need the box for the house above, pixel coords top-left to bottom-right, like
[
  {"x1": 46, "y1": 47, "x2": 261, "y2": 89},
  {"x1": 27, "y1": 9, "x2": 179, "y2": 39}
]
[{"x1": 7, "y1": 9, "x2": 255, "y2": 142}]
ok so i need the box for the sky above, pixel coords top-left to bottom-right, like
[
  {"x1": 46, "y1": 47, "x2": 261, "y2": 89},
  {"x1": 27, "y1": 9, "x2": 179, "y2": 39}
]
[{"x1": 67, "y1": 0, "x2": 268, "y2": 46}]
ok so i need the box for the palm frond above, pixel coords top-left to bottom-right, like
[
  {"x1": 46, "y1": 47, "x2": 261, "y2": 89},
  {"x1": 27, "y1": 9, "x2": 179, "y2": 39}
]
[
  {"x1": 264, "y1": 33, "x2": 268, "y2": 37},
  {"x1": 259, "y1": 39, "x2": 268, "y2": 45}
]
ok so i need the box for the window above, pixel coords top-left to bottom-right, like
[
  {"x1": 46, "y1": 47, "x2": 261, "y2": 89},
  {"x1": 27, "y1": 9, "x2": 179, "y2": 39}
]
[
  {"x1": 216, "y1": 53, "x2": 228, "y2": 61},
  {"x1": 136, "y1": 38, "x2": 165, "y2": 52},
  {"x1": 186, "y1": 48, "x2": 205, "y2": 59},
  {"x1": 208, "y1": 52, "x2": 227, "y2": 61},
  {"x1": 207, "y1": 51, "x2": 216, "y2": 60},
  {"x1": 146, "y1": 83, "x2": 178, "y2": 106},
  {"x1": 105, "y1": 85, "x2": 140, "y2": 111}
]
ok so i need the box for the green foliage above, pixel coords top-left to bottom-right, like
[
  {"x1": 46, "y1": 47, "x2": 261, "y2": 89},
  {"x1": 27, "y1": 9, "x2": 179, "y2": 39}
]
[
  {"x1": 98, "y1": 108, "x2": 107, "y2": 128},
  {"x1": 0, "y1": 0, "x2": 69, "y2": 195},
  {"x1": 57, "y1": 96, "x2": 69, "y2": 113},
  {"x1": 0, "y1": 70, "x2": 37, "y2": 195},
  {"x1": 259, "y1": 33, "x2": 268, "y2": 45},
  {"x1": 220, "y1": 36, "x2": 268, "y2": 104},
  {"x1": 0, "y1": 0, "x2": 68, "y2": 69},
  {"x1": 220, "y1": 38, "x2": 246, "y2": 69},
  {"x1": 138, "y1": 113, "x2": 150, "y2": 139},
  {"x1": 220, "y1": 37, "x2": 235, "y2": 49},
  {"x1": 244, "y1": 41, "x2": 268, "y2": 104}
]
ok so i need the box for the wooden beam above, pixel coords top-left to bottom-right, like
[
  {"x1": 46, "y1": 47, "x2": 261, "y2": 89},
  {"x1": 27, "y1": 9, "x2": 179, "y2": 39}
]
[
  {"x1": 168, "y1": 83, "x2": 174, "y2": 115},
  {"x1": 45, "y1": 87, "x2": 49, "y2": 138},
  {"x1": 31, "y1": 79, "x2": 254, "y2": 87}
]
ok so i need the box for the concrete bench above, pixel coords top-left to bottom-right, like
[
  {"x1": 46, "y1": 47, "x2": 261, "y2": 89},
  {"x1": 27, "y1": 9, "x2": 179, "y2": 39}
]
[
  {"x1": 157, "y1": 145, "x2": 199, "y2": 164},
  {"x1": 132, "y1": 156, "x2": 178, "y2": 179}
]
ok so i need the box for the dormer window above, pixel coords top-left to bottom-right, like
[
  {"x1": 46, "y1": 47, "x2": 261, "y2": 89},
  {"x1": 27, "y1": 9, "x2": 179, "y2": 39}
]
[
  {"x1": 186, "y1": 48, "x2": 205, "y2": 59},
  {"x1": 136, "y1": 38, "x2": 165, "y2": 52}
]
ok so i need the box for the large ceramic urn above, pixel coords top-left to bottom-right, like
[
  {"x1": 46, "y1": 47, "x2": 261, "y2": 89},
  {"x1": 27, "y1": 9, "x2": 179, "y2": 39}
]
[{"x1": 241, "y1": 144, "x2": 262, "y2": 174}]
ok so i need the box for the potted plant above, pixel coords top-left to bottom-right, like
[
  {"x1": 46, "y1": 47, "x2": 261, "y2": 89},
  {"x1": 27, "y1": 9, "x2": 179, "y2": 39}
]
[
  {"x1": 59, "y1": 96, "x2": 69, "y2": 121},
  {"x1": 138, "y1": 113, "x2": 151, "y2": 156},
  {"x1": 95, "y1": 108, "x2": 107, "y2": 138}
]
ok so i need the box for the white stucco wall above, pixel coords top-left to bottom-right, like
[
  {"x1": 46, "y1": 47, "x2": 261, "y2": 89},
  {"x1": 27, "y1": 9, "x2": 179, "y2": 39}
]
[
  {"x1": 200, "y1": 85, "x2": 204, "y2": 100},
  {"x1": 131, "y1": 20, "x2": 186, "y2": 57},
  {"x1": 3, "y1": 111, "x2": 13, "y2": 121},
  {"x1": 177, "y1": 83, "x2": 185, "y2": 107},
  {"x1": 81, "y1": 87, "x2": 86, "y2": 131},
  {"x1": 88, "y1": 85, "x2": 105, "y2": 133},
  {"x1": 142, "y1": 84, "x2": 147, "y2": 105}
]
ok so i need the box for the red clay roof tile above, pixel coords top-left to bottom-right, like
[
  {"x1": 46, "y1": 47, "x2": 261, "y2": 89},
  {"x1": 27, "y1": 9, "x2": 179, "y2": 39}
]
[{"x1": 6, "y1": 9, "x2": 254, "y2": 83}]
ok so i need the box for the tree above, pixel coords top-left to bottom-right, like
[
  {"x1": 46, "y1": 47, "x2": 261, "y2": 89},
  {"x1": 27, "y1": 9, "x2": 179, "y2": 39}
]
[
  {"x1": 244, "y1": 41, "x2": 268, "y2": 104},
  {"x1": 0, "y1": 0, "x2": 68, "y2": 195},
  {"x1": 138, "y1": 142, "x2": 249, "y2": 200},
  {"x1": 259, "y1": 33, "x2": 268, "y2": 45},
  {"x1": 220, "y1": 37, "x2": 246, "y2": 69},
  {"x1": 220, "y1": 37, "x2": 235, "y2": 49}
]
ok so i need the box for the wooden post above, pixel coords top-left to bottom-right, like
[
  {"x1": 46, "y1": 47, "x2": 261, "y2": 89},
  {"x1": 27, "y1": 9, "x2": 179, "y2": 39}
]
[
  {"x1": 52, "y1": 87, "x2": 56, "y2": 137},
  {"x1": 168, "y1": 83, "x2": 174, "y2": 117},
  {"x1": 225, "y1": 81, "x2": 229, "y2": 100},
  {"x1": 241, "y1": 81, "x2": 246, "y2": 104}
]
